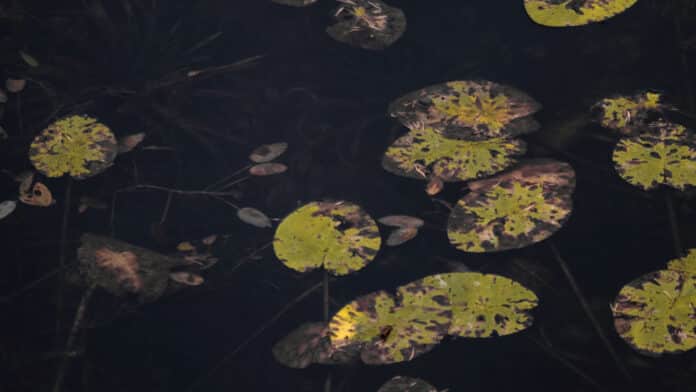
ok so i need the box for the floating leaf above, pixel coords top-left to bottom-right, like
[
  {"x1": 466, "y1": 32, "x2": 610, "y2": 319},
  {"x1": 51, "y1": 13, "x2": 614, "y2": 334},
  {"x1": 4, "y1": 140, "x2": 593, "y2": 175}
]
[
  {"x1": 249, "y1": 142, "x2": 288, "y2": 163},
  {"x1": 326, "y1": 0, "x2": 406, "y2": 50},
  {"x1": 169, "y1": 271, "x2": 204, "y2": 286},
  {"x1": 386, "y1": 227, "x2": 418, "y2": 246},
  {"x1": 388, "y1": 81, "x2": 541, "y2": 140},
  {"x1": 5, "y1": 78, "x2": 26, "y2": 93},
  {"x1": 28, "y1": 115, "x2": 118, "y2": 179},
  {"x1": 19, "y1": 51, "x2": 39, "y2": 67},
  {"x1": 612, "y1": 121, "x2": 696, "y2": 191},
  {"x1": 271, "y1": 0, "x2": 318, "y2": 6},
  {"x1": 0, "y1": 200, "x2": 17, "y2": 220},
  {"x1": 16, "y1": 171, "x2": 34, "y2": 194},
  {"x1": 378, "y1": 215, "x2": 424, "y2": 228},
  {"x1": 19, "y1": 182, "x2": 54, "y2": 207},
  {"x1": 117, "y1": 132, "x2": 145, "y2": 154},
  {"x1": 176, "y1": 241, "x2": 196, "y2": 252},
  {"x1": 593, "y1": 91, "x2": 668, "y2": 135},
  {"x1": 377, "y1": 376, "x2": 437, "y2": 392},
  {"x1": 382, "y1": 127, "x2": 526, "y2": 189},
  {"x1": 612, "y1": 250, "x2": 696, "y2": 355},
  {"x1": 237, "y1": 207, "x2": 272, "y2": 228},
  {"x1": 249, "y1": 162, "x2": 287, "y2": 176},
  {"x1": 447, "y1": 160, "x2": 575, "y2": 252},
  {"x1": 272, "y1": 322, "x2": 359, "y2": 369},
  {"x1": 525, "y1": 0, "x2": 638, "y2": 27},
  {"x1": 93, "y1": 248, "x2": 143, "y2": 293},
  {"x1": 273, "y1": 201, "x2": 381, "y2": 276}
]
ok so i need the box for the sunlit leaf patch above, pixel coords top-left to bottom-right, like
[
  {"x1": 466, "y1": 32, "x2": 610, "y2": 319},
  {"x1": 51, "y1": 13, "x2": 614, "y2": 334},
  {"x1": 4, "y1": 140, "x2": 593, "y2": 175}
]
[
  {"x1": 612, "y1": 121, "x2": 696, "y2": 191},
  {"x1": 326, "y1": 0, "x2": 406, "y2": 50},
  {"x1": 593, "y1": 91, "x2": 668, "y2": 135},
  {"x1": 28, "y1": 114, "x2": 118, "y2": 179},
  {"x1": 388, "y1": 81, "x2": 541, "y2": 140},
  {"x1": 273, "y1": 201, "x2": 381, "y2": 275},
  {"x1": 524, "y1": 0, "x2": 638, "y2": 27},
  {"x1": 447, "y1": 160, "x2": 575, "y2": 252},
  {"x1": 377, "y1": 376, "x2": 437, "y2": 392}
]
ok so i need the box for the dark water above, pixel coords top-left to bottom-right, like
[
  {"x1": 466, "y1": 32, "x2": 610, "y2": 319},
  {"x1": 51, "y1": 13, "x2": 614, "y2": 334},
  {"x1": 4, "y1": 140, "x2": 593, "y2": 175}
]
[{"x1": 1, "y1": 1, "x2": 696, "y2": 391}]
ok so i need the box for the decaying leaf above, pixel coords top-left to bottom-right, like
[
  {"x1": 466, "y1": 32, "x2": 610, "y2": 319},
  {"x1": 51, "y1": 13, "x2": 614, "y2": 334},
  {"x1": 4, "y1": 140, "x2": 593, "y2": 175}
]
[
  {"x1": 5, "y1": 78, "x2": 26, "y2": 93},
  {"x1": 169, "y1": 271, "x2": 204, "y2": 286},
  {"x1": 388, "y1": 80, "x2": 541, "y2": 140},
  {"x1": 272, "y1": 322, "x2": 359, "y2": 369},
  {"x1": 378, "y1": 215, "x2": 424, "y2": 228},
  {"x1": 19, "y1": 182, "x2": 54, "y2": 207},
  {"x1": 612, "y1": 121, "x2": 696, "y2": 190},
  {"x1": 249, "y1": 162, "x2": 288, "y2": 176},
  {"x1": 28, "y1": 115, "x2": 118, "y2": 179},
  {"x1": 593, "y1": 91, "x2": 668, "y2": 135},
  {"x1": 525, "y1": 0, "x2": 638, "y2": 27},
  {"x1": 94, "y1": 248, "x2": 143, "y2": 293},
  {"x1": 386, "y1": 227, "x2": 418, "y2": 246},
  {"x1": 17, "y1": 171, "x2": 34, "y2": 195},
  {"x1": 273, "y1": 201, "x2": 381, "y2": 275},
  {"x1": 237, "y1": 207, "x2": 272, "y2": 228},
  {"x1": 175, "y1": 235, "x2": 220, "y2": 270},
  {"x1": 117, "y1": 132, "x2": 145, "y2": 154},
  {"x1": 249, "y1": 142, "x2": 288, "y2": 163},
  {"x1": 447, "y1": 160, "x2": 576, "y2": 252},
  {"x1": 377, "y1": 376, "x2": 437, "y2": 392},
  {"x1": 326, "y1": 0, "x2": 406, "y2": 50},
  {"x1": 0, "y1": 200, "x2": 17, "y2": 220}
]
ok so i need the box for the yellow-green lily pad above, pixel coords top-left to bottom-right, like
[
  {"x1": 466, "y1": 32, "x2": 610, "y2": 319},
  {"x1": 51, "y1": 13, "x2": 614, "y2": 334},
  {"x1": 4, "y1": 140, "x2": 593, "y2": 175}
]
[
  {"x1": 593, "y1": 91, "x2": 668, "y2": 135},
  {"x1": 612, "y1": 121, "x2": 696, "y2": 191},
  {"x1": 524, "y1": 0, "x2": 638, "y2": 27},
  {"x1": 29, "y1": 114, "x2": 118, "y2": 179},
  {"x1": 612, "y1": 250, "x2": 696, "y2": 356},
  {"x1": 382, "y1": 127, "x2": 526, "y2": 185},
  {"x1": 273, "y1": 201, "x2": 381, "y2": 276},
  {"x1": 326, "y1": 0, "x2": 406, "y2": 50},
  {"x1": 447, "y1": 160, "x2": 575, "y2": 252},
  {"x1": 388, "y1": 80, "x2": 541, "y2": 141}
]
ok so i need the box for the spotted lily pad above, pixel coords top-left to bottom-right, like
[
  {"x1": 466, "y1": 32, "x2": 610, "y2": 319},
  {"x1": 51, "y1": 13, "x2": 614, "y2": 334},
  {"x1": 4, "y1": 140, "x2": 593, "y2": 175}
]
[
  {"x1": 29, "y1": 114, "x2": 118, "y2": 179},
  {"x1": 413, "y1": 273, "x2": 538, "y2": 338},
  {"x1": 612, "y1": 121, "x2": 696, "y2": 191},
  {"x1": 612, "y1": 249, "x2": 696, "y2": 356},
  {"x1": 524, "y1": 0, "x2": 638, "y2": 27},
  {"x1": 447, "y1": 160, "x2": 575, "y2": 252},
  {"x1": 382, "y1": 127, "x2": 526, "y2": 188},
  {"x1": 273, "y1": 201, "x2": 381, "y2": 276},
  {"x1": 389, "y1": 81, "x2": 541, "y2": 141},
  {"x1": 593, "y1": 91, "x2": 668, "y2": 135},
  {"x1": 377, "y1": 376, "x2": 437, "y2": 392},
  {"x1": 327, "y1": 0, "x2": 406, "y2": 50},
  {"x1": 272, "y1": 322, "x2": 359, "y2": 369}
]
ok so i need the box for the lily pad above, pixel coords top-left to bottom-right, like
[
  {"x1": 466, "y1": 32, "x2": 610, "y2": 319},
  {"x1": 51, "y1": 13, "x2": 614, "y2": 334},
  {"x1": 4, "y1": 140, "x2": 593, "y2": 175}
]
[
  {"x1": 612, "y1": 121, "x2": 696, "y2": 191},
  {"x1": 326, "y1": 0, "x2": 406, "y2": 50},
  {"x1": 612, "y1": 250, "x2": 696, "y2": 355},
  {"x1": 29, "y1": 114, "x2": 118, "y2": 179},
  {"x1": 377, "y1": 376, "x2": 437, "y2": 392},
  {"x1": 388, "y1": 80, "x2": 541, "y2": 141},
  {"x1": 382, "y1": 127, "x2": 526, "y2": 186},
  {"x1": 524, "y1": 0, "x2": 638, "y2": 27},
  {"x1": 272, "y1": 322, "x2": 359, "y2": 369},
  {"x1": 593, "y1": 91, "x2": 668, "y2": 135},
  {"x1": 447, "y1": 160, "x2": 575, "y2": 252},
  {"x1": 273, "y1": 201, "x2": 381, "y2": 276}
]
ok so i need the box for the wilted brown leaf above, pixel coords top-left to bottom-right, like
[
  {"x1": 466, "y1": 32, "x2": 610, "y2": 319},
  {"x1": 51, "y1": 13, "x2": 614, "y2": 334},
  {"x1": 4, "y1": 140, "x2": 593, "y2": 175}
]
[
  {"x1": 94, "y1": 248, "x2": 142, "y2": 292},
  {"x1": 249, "y1": 142, "x2": 288, "y2": 163}
]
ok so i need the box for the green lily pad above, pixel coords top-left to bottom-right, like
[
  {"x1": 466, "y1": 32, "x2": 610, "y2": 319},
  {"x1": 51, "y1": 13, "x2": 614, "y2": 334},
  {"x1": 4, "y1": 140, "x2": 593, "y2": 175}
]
[
  {"x1": 524, "y1": 0, "x2": 638, "y2": 27},
  {"x1": 612, "y1": 121, "x2": 696, "y2": 191},
  {"x1": 413, "y1": 273, "x2": 538, "y2": 338},
  {"x1": 612, "y1": 250, "x2": 696, "y2": 356},
  {"x1": 593, "y1": 91, "x2": 668, "y2": 135},
  {"x1": 272, "y1": 322, "x2": 359, "y2": 369},
  {"x1": 388, "y1": 80, "x2": 541, "y2": 141},
  {"x1": 447, "y1": 160, "x2": 575, "y2": 252},
  {"x1": 326, "y1": 0, "x2": 406, "y2": 50},
  {"x1": 29, "y1": 114, "x2": 118, "y2": 179},
  {"x1": 377, "y1": 376, "x2": 437, "y2": 392},
  {"x1": 382, "y1": 127, "x2": 526, "y2": 185},
  {"x1": 273, "y1": 201, "x2": 381, "y2": 276}
]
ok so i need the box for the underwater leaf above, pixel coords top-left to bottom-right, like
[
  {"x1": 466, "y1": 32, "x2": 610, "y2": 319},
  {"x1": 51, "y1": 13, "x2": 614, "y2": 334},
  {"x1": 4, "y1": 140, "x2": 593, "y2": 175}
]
[
  {"x1": 378, "y1": 215, "x2": 424, "y2": 228},
  {"x1": 377, "y1": 376, "x2": 437, "y2": 392},
  {"x1": 326, "y1": 0, "x2": 406, "y2": 50},
  {"x1": 271, "y1": 0, "x2": 318, "y2": 6},
  {"x1": 0, "y1": 90, "x2": 6, "y2": 103},
  {"x1": 249, "y1": 162, "x2": 288, "y2": 176},
  {"x1": 593, "y1": 91, "x2": 668, "y2": 135},
  {"x1": 447, "y1": 160, "x2": 575, "y2": 252},
  {"x1": 272, "y1": 322, "x2": 359, "y2": 369},
  {"x1": 249, "y1": 142, "x2": 288, "y2": 163},
  {"x1": 94, "y1": 248, "x2": 143, "y2": 293},
  {"x1": 28, "y1": 115, "x2": 118, "y2": 179},
  {"x1": 169, "y1": 271, "x2": 204, "y2": 286},
  {"x1": 524, "y1": 0, "x2": 638, "y2": 27},
  {"x1": 19, "y1": 50, "x2": 39, "y2": 67},
  {"x1": 0, "y1": 200, "x2": 17, "y2": 220},
  {"x1": 388, "y1": 80, "x2": 541, "y2": 140},
  {"x1": 382, "y1": 127, "x2": 526, "y2": 186},
  {"x1": 19, "y1": 182, "x2": 54, "y2": 207},
  {"x1": 386, "y1": 227, "x2": 418, "y2": 246},
  {"x1": 5, "y1": 78, "x2": 26, "y2": 93},
  {"x1": 78, "y1": 196, "x2": 108, "y2": 213},
  {"x1": 237, "y1": 207, "x2": 272, "y2": 228},
  {"x1": 413, "y1": 272, "x2": 538, "y2": 338},
  {"x1": 612, "y1": 121, "x2": 696, "y2": 191},
  {"x1": 117, "y1": 132, "x2": 145, "y2": 154},
  {"x1": 273, "y1": 201, "x2": 381, "y2": 275}
]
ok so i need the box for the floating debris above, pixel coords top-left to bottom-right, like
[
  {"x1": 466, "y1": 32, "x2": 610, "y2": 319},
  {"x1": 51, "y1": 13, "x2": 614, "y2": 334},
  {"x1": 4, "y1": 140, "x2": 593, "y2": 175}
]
[
  {"x1": 169, "y1": 271, "x2": 205, "y2": 286},
  {"x1": 249, "y1": 162, "x2": 288, "y2": 176},
  {"x1": 237, "y1": 207, "x2": 273, "y2": 228}
]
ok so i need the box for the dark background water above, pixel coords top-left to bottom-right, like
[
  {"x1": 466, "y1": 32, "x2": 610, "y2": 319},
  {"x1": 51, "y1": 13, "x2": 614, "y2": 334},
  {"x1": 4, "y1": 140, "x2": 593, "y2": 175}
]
[{"x1": 1, "y1": 0, "x2": 696, "y2": 391}]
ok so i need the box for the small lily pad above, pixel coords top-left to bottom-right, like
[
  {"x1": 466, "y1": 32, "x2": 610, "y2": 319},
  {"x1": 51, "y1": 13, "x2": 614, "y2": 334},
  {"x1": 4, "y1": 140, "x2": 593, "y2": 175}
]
[
  {"x1": 377, "y1": 376, "x2": 437, "y2": 392},
  {"x1": 326, "y1": 0, "x2": 406, "y2": 50},
  {"x1": 593, "y1": 91, "x2": 668, "y2": 135},
  {"x1": 524, "y1": 0, "x2": 638, "y2": 27}
]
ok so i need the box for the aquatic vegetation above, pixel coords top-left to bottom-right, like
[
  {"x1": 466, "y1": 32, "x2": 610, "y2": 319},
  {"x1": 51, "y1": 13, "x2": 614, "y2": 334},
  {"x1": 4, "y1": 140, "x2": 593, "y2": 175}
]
[
  {"x1": 377, "y1": 376, "x2": 437, "y2": 392},
  {"x1": 612, "y1": 249, "x2": 696, "y2": 355},
  {"x1": 525, "y1": 0, "x2": 638, "y2": 27},
  {"x1": 273, "y1": 201, "x2": 381, "y2": 275},
  {"x1": 592, "y1": 91, "x2": 669, "y2": 135},
  {"x1": 327, "y1": 0, "x2": 406, "y2": 50},
  {"x1": 18, "y1": 181, "x2": 54, "y2": 207},
  {"x1": 271, "y1": 0, "x2": 319, "y2": 6},
  {"x1": 249, "y1": 142, "x2": 288, "y2": 163},
  {"x1": 272, "y1": 322, "x2": 359, "y2": 368}
]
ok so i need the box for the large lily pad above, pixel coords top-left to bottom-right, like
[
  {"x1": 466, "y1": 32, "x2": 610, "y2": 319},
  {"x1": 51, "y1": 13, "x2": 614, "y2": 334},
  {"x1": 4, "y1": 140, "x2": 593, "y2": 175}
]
[
  {"x1": 612, "y1": 121, "x2": 696, "y2": 191},
  {"x1": 382, "y1": 127, "x2": 526, "y2": 185},
  {"x1": 273, "y1": 201, "x2": 381, "y2": 276},
  {"x1": 388, "y1": 80, "x2": 541, "y2": 141},
  {"x1": 377, "y1": 376, "x2": 437, "y2": 392},
  {"x1": 326, "y1": 0, "x2": 406, "y2": 50},
  {"x1": 413, "y1": 273, "x2": 538, "y2": 338},
  {"x1": 593, "y1": 91, "x2": 668, "y2": 135},
  {"x1": 29, "y1": 114, "x2": 118, "y2": 179},
  {"x1": 524, "y1": 0, "x2": 638, "y2": 27},
  {"x1": 447, "y1": 160, "x2": 575, "y2": 252},
  {"x1": 612, "y1": 250, "x2": 696, "y2": 356}
]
